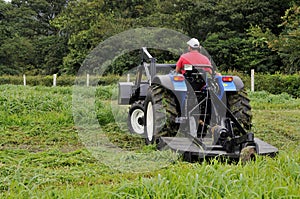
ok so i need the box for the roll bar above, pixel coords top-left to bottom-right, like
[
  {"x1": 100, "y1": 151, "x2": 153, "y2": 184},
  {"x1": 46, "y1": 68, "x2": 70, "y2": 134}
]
[
  {"x1": 140, "y1": 47, "x2": 216, "y2": 82},
  {"x1": 141, "y1": 47, "x2": 156, "y2": 79}
]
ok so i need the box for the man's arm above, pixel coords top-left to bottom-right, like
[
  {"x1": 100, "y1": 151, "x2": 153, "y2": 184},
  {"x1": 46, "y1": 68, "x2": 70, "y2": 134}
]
[
  {"x1": 175, "y1": 66, "x2": 181, "y2": 73},
  {"x1": 176, "y1": 57, "x2": 183, "y2": 73}
]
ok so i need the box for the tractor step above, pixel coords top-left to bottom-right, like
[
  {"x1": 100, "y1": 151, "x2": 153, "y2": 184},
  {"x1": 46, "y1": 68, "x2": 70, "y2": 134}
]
[{"x1": 158, "y1": 137, "x2": 278, "y2": 161}]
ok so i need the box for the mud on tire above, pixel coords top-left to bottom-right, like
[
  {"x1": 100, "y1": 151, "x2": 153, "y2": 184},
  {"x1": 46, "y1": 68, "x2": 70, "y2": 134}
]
[
  {"x1": 227, "y1": 89, "x2": 252, "y2": 131},
  {"x1": 144, "y1": 85, "x2": 180, "y2": 144}
]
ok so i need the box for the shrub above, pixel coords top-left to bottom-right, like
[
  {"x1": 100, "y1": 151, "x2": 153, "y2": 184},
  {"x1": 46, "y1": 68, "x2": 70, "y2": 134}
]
[
  {"x1": 254, "y1": 73, "x2": 300, "y2": 98},
  {"x1": 222, "y1": 71, "x2": 300, "y2": 98},
  {"x1": 1, "y1": 73, "x2": 299, "y2": 98},
  {"x1": 0, "y1": 75, "x2": 120, "y2": 87}
]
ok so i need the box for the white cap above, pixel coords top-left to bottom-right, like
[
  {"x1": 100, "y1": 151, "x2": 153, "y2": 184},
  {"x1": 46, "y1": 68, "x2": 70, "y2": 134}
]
[{"x1": 187, "y1": 38, "x2": 200, "y2": 48}]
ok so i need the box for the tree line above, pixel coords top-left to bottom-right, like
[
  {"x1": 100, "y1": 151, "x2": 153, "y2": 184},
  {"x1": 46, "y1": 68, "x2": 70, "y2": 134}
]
[{"x1": 0, "y1": 0, "x2": 299, "y2": 75}]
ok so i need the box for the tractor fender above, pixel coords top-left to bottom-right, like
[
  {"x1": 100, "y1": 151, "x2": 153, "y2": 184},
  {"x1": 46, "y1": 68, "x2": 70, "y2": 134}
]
[
  {"x1": 152, "y1": 75, "x2": 187, "y2": 92},
  {"x1": 232, "y1": 76, "x2": 244, "y2": 91},
  {"x1": 153, "y1": 75, "x2": 174, "y2": 90},
  {"x1": 152, "y1": 75, "x2": 187, "y2": 108},
  {"x1": 218, "y1": 75, "x2": 245, "y2": 93}
]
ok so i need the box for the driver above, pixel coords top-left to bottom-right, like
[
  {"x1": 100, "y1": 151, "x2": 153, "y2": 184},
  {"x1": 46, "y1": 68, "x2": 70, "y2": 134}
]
[{"x1": 175, "y1": 38, "x2": 213, "y2": 75}]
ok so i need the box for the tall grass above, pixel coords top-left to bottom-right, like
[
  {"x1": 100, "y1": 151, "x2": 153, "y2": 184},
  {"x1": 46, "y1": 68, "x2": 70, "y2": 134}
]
[
  {"x1": 2, "y1": 152, "x2": 299, "y2": 198},
  {"x1": 0, "y1": 85, "x2": 299, "y2": 198},
  {"x1": 107, "y1": 153, "x2": 300, "y2": 199}
]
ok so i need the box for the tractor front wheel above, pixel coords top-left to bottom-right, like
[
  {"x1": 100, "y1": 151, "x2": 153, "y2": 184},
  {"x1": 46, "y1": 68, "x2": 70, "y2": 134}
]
[{"x1": 127, "y1": 101, "x2": 144, "y2": 135}]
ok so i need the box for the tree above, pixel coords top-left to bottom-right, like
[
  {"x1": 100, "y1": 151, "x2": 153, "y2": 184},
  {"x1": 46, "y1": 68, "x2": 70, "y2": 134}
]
[
  {"x1": 0, "y1": 1, "x2": 36, "y2": 74},
  {"x1": 274, "y1": 4, "x2": 300, "y2": 73},
  {"x1": 0, "y1": 36, "x2": 35, "y2": 75},
  {"x1": 0, "y1": 0, "x2": 68, "y2": 75},
  {"x1": 249, "y1": 4, "x2": 300, "y2": 74},
  {"x1": 201, "y1": 0, "x2": 291, "y2": 73},
  {"x1": 52, "y1": 0, "x2": 132, "y2": 74}
]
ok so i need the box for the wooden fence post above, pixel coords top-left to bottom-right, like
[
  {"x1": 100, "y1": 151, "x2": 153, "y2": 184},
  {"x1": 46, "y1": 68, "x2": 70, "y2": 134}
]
[
  {"x1": 23, "y1": 74, "x2": 26, "y2": 86},
  {"x1": 87, "y1": 74, "x2": 90, "y2": 87},
  {"x1": 251, "y1": 69, "x2": 255, "y2": 92},
  {"x1": 53, "y1": 74, "x2": 57, "y2": 87}
]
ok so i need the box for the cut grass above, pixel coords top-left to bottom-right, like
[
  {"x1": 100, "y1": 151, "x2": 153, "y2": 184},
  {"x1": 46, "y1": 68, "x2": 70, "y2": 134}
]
[
  {"x1": 249, "y1": 91, "x2": 300, "y2": 150},
  {"x1": 252, "y1": 110, "x2": 300, "y2": 150},
  {"x1": 0, "y1": 85, "x2": 299, "y2": 198}
]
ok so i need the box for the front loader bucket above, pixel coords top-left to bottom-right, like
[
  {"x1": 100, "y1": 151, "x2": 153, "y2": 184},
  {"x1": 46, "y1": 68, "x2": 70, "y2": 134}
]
[{"x1": 158, "y1": 137, "x2": 278, "y2": 162}]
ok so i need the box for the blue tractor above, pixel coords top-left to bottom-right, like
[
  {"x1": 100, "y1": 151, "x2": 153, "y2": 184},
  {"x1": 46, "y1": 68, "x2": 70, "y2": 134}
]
[{"x1": 118, "y1": 47, "x2": 278, "y2": 162}]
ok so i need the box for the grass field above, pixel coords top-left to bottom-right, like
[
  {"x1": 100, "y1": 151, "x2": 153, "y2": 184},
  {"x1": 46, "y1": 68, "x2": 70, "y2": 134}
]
[{"x1": 0, "y1": 85, "x2": 299, "y2": 198}]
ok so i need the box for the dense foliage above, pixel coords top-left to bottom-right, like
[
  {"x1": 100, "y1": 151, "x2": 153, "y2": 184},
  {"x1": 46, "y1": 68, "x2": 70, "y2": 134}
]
[{"x1": 0, "y1": 0, "x2": 299, "y2": 75}]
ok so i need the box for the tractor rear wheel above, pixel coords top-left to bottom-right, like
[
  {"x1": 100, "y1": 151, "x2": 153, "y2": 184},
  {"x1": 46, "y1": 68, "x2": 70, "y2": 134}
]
[
  {"x1": 227, "y1": 89, "x2": 252, "y2": 131},
  {"x1": 127, "y1": 101, "x2": 144, "y2": 135},
  {"x1": 144, "y1": 85, "x2": 180, "y2": 144}
]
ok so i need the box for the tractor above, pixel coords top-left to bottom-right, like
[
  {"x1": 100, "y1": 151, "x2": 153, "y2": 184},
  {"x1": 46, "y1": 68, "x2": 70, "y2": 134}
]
[{"x1": 118, "y1": 47, "x2": 278, "y2": 162}]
